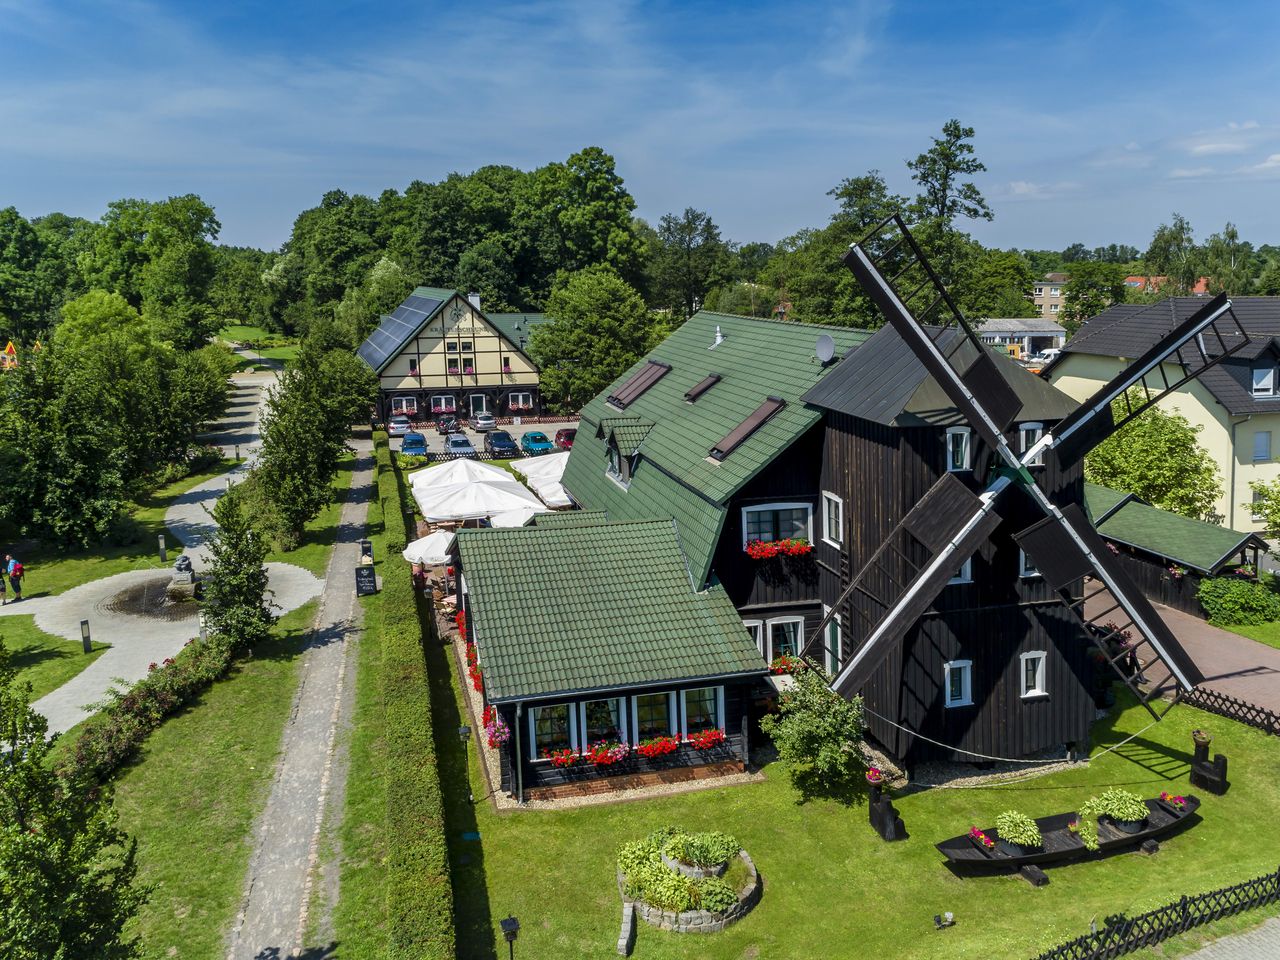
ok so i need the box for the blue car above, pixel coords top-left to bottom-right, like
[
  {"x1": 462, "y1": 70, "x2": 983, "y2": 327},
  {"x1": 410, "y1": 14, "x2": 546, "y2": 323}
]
[
  {"x1": 485, "y1": 430, "x2": 519, "y2": 457},
  {"x1": 520, "y1": 431, "x2": 554, "y2": 455},
  {"x1": 401, "y1": 431, "x2": 429, "y2": 459}
]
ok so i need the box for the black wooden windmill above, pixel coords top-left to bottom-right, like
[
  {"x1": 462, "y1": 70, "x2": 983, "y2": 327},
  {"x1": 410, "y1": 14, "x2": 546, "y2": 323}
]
[{"x1": 805, "y1": 214, "x2": 1249, "y2": 721}]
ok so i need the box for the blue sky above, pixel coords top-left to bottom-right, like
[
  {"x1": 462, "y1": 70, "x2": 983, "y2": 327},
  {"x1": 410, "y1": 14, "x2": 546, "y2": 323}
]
[{"x1": 3, "y1": 0, "x2": 1279, "y2": 253}]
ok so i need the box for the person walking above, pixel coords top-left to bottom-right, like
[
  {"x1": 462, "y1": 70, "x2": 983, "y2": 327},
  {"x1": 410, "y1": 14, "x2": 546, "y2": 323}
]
[{"x1": 4, "y1": 554, "x2": 22, "y2": 603}]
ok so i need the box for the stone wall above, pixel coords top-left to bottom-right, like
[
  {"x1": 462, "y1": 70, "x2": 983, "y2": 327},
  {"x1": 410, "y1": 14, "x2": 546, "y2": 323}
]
[{"x1": 617, "y1": 851, "x2": 761, "y2": 935}]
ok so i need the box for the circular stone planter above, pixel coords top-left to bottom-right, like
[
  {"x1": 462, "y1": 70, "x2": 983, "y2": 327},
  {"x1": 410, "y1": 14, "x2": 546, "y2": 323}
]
[
  {"x1": 661, "y1": 849, "x2": 728, "y2": 879},
  {"x1": 618, "y1": 850, "x2": 761, "y2": 934}
]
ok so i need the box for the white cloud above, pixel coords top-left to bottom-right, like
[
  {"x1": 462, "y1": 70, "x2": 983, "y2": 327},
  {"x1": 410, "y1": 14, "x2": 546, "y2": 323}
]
[
  {"x1": 1248, "y1": 153, "x2": 1280, "y2": 171},
  {"x1": 1229, "y1": 120, "x2": 1261, "y2": 130},
  {"x1": 1001, "y1": 180, "x2": 1079, "y2": 200},
  {"x1": 1190, "y1": 142, "x2": 1245, "y2": 155}
]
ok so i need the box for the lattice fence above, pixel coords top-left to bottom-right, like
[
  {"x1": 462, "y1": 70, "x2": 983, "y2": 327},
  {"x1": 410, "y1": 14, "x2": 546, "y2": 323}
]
[
  {"x1": 1184, "y1": 687, "x2": 1280, "y2": 738},
  {"x1": 1033, "y1": 866, "x2": 1280, "y2": 959}
]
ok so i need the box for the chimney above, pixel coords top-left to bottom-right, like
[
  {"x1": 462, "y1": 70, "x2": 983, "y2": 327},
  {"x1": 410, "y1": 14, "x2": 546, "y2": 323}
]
[
  {"x1": 467, "y1": 293, "x2": 482, "y2": 311},
  {"x1": 710, "y1": 325, "x2": 724, "y2": 349}
]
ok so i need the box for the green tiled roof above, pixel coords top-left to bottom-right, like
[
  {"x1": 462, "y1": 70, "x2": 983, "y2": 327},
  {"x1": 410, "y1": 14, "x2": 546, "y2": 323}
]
[
  {"x1": 487, "y1": 313, "x2": 549, "y2": 357},
  {"x1": 414, "y1": 286, "x2": 458, "y2": 301},
  {"x1": 457, "y1": 519, "x2": 767, "y2": 702},
  {"x1": 563, "y1": 311, "x2": 870, "y2": 582},
  {"x1": 1085, "y1": 483, "x2": 1265, "y2": 574},
  {"x1": 1082, "y1": 483, "x2": 1132, "y2": 524},
  {"x1": 532, "y1": 510, "x2": 609, "y2": 527},
  {"x1": 607, "y1": 419, "x2": 655, "y2": 454}
]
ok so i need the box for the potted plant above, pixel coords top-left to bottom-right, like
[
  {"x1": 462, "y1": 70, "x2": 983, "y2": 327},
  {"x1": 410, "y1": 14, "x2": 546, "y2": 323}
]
[
  {"x1": 993, "y1": 810, "x2": 1043, "y2": 856},
  {"x1": 635, "y1": 735, "x2": 679, "y2": 760},
  {"x1": 689, "y1": 728, "x2": 726, "y2": 751},
  {"x1": 1158, "y1": 791, "x2": 1188, "y2": 814},
  {"x1": 769, "y1": 653, "x2": 804, "y2": 675},
  {"x1": 1192, "y1": 728, "x2": 1213, "y2": 748},
  {"x1": 545, "y1": 748, "x2": 578, "y2": 768},
  {"x1": 865, "y1": 767, "x2": 885, "y2": 787},
  {"x1": 586, "y1": 739, "x2": 630, "y2": 767},
  {"x1": 1077, "y1": 787, "x2": 1148, "y2": 849},
  {"x1": 968, "y1": 826, "x2": 996, "y2": 852}
]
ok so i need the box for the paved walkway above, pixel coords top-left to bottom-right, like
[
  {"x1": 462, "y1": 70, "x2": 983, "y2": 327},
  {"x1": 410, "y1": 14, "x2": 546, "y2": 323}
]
[
  {"x1": 1085, "y1": 588, "x2": 1280, "y2": 712},
  {"x1": 0, "y1": 369, "x2": 325, "y2": 736},
  {"x1": 1183, "y1": 916, "x2": 1280, "y2": 958},
  {"x1": 225, "y1": 436, "x2": 372, "y2": 960}
]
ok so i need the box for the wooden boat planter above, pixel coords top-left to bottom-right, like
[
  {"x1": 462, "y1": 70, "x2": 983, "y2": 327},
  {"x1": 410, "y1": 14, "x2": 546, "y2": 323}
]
[{"x1": 936, "y1": 795, "x2": 1201, "y2": 873}]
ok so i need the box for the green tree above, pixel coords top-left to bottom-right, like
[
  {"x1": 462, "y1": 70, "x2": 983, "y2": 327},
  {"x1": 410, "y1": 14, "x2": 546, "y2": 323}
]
[
  {"x1": 1258, "y1": 258, "x2": 1280, "y2": 296},
  {"x1": 0, "y1": 207, "x2": 49, "y2": 342},
  {"x1": 1060, "y1": 262, "x2": 1127, "y2": 335},
  {"x1": 1144, "y1": 213, "x2": 1200, "y2": 294},
  {"x1": 529, "y1": 264, "x2": 652, "y2": 412},
  {"x1": 453, "y1": 237, "x2": 519, "y2": 313},
  {"x1": 1202, "y1": 221, "x2": 1256, "y2": 295},
  {"x1": 907, "y1": 119, "x2": 992, "y2": 226},
  {"x1": 334, "y1": 256, "x2": 414, "y2": 347},
  {"x1": 1084, "y1": 392, "x2": 1222, "y2": 520},
  {"x1": 759, "y1": 665, "x2": 866, "y2": 802},
  {"x1": 649, "y1": 208, "x2": 731, "y2": 319},
  {"x1": 956, "y1": 248, "x2": 1037, "y2": 319},
  {"x1": 702, "y1": 281, "x2": 778, "y2": 318},
  {"x1": 0, "y1": 641, "x2": 147, "y2": 958},
  {"x1": 202, "y1": 487, "x2": 276, "y2": 650}
]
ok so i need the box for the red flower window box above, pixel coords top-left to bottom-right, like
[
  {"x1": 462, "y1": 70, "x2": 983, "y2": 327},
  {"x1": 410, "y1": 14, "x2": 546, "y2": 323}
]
[
  {"x1": 770, "y1": 654, "x2": 804, "y2": 675},
  {"x1": 635, "y1": 735, "x2": 679, "y2": 759},
  {"x1": 688, "y1": 727, "x2": 726, "y2": 751},
  {"x1": 745, "y1": 538, "x2": 812, "y2": 560},
  {"x1": 545, "y1": 748, "x2": 578, "y2": 768}
]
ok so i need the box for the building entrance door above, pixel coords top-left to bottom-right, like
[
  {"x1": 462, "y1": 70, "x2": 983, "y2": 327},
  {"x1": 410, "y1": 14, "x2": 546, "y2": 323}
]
[{"x1": 469, "y1": 393, "x2": 489, "y2": 416}]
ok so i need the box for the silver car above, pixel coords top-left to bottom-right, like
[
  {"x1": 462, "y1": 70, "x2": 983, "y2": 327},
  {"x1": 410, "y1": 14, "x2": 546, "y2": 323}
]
[
  {"x1": 446, "y1": 433, "x2": 478, "y2": 458},
  {"x1": 471, "y1": 412, "x2": 497, "y2": 432},
  {"x1": 388, "y1": 414, "x2": 412, "y2": 437}
]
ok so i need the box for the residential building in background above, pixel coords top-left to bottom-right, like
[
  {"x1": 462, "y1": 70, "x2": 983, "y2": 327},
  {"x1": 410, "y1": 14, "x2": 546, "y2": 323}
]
[
  {"x1": 977, "y1": 316, "x2": 1067, "y2": 358},
  {"x1": 1124, "y1": 275, "x2": 1211, "y2": 295},
  {"x1": 1032, "y1": 272, "x2": 1070, "y2": 317},
  {"x1": 1047, "y1": 297, "x2": 1280, "y2": 530}
]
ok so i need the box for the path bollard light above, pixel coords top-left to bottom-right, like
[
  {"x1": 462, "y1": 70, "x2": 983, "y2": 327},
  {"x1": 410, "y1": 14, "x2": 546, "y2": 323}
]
[
  {"x1": 199, "y1": 611, "x2": 208, "y2": 643},
  {"x1": 80, "y1": 619, "x2": 92, "y2": 654},
  {"x1": 158, "y1": 533, "x2": 167, "y2": 563},
  {"x1": 499, "y1": 915, "x2": 520, "y2": 960},
  {"x1": 459, "y1": 726, "x2": 473, "y2": 803},
  {"x1": 235, "y1": 443, "x2": 240, "y2": 461}
]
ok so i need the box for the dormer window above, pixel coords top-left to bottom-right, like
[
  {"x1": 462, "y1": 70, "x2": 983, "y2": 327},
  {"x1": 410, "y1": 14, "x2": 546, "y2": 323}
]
[
  {"x1": 606, "y1": 438, "x2": 631, "y2": 487},
  {"x1": 1252, "y1": 362, "x2": 1276, "y2": 397}
]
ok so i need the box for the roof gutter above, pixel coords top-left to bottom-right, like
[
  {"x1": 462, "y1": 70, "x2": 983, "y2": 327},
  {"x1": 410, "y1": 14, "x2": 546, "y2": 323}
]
[{"x1": 486, "y1": 667, "x2": 770, "y2": 707}]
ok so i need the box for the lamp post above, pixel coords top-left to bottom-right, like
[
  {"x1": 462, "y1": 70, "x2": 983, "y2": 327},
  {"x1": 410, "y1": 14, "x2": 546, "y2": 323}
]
[
  {"x1": 80, "y1": 619, "x2": 92, "y2": 654},
  {"x1": 459, "y1": 725, "x2": 473, "y2": 803},
  {"x1": 499, "y1": 915, "x2": 520, "y2": 960},
  {"x1": 198, "y1": 611, "x2": 208, "y2": 643},
  {"x1": 158, "y1": 533, "x2": 167, "y2": 563}
]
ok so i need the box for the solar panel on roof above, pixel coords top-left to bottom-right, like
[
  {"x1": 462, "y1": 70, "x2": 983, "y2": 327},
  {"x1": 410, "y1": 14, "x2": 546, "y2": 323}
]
[
  {"x1": 355, "y1": 295, "x2": 445, "y2": 371},
  {"x1": 684, "y1": 374, "x2": 721, "y2": 402},
  {"x1": 709, "y1": 396, "x2": 785, "y2": 461},
  {"x1": 607, "y1": 360, "x2": 671, "y2": 409}
]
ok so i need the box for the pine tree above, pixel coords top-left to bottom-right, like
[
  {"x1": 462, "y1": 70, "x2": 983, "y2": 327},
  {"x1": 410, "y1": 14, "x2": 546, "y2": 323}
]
[{"x1": 202, "y1": 486, "x2": 276, "y2": 650}]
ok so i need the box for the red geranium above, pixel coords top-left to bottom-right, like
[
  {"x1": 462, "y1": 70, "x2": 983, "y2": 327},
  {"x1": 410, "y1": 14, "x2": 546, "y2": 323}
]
[
  {"x1": 455, "y1": 609, "x2": 467, "y2": 634},
  {"x1": 636, "y1": 735, "x2": 680, "y2": 758},
  {"x1": 688, "y1": 728, "x2": 726, "y2": 750},
  {"x1": 585, "y1": 740, "x2": 630, "y2": 766},
  {"x1": 770, "y1": 654, "x2": 804, "y2": 675},
  {"x1": 545, "y1": 748, "x2": 577, "y2": 768},
  {"x1": 745, "y1": 538, "x2": 812, "y2": 559}
]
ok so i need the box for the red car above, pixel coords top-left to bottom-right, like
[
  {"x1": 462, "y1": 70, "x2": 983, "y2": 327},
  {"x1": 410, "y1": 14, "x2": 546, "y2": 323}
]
[{"x1": 554, "y1": 428, "x2": 577, "y2": 449}]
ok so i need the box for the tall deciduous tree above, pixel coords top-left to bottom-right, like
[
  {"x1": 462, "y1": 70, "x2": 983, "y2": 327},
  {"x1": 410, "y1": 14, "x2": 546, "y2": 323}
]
[
  {"x1": 956, "y1": 249, "x2": 1038, "y2": 319},
  {"x1": 649, "y1": 208, "x2": 731, "y2": 319},
  {"x1": 529, "y1": 264, "x2": 651, "y2": 412},
  {"x1": 1060, "y1": 262, "x2": 1128, "y2": 335},
  {"x1": 202, "y1": 487, "x2": 276, "y2": 651},
  {"x1": 1143, "y1": 213, "x2": 1200, "y2": 295},
  {"x1": 0, "y1": 641, "x2": 147, "y2": 958},
  {"x1": 907, "y1": 119, "x2": 992, "y2": 227},
  {"x1": 0, "y1": 207, "x2": 49, "y2": 342},
  {"x1": 1084, "y1": 392, "x2": 1222, "y2": 520},
  {"x1": 1202, "y1": 222, "x2": 1256, "y2": 295}
]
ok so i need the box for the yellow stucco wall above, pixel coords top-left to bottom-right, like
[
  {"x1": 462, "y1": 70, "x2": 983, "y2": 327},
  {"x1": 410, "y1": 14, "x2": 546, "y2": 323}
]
[
  {"x1": 1049, "y1": 353, "x2": 1280, "y2": 531},
  {"x1": 379, "y1": 295, "x2": 539, "y2": 394}
]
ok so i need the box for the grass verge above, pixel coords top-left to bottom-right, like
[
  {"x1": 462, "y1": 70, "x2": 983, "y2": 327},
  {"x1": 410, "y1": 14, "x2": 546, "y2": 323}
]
[
  {"x1": 1223, "y1": 620, "x2": 1280, "y2": 651},
  {"x1": 0, "y1": 613, "x2": 109, "y2": 700},
  {"x1": 265, "y1": 452, "x2": 357, "y2": 578},
  {"x1": 113, "y1": 600, "x2": 315, "y2": 960}
]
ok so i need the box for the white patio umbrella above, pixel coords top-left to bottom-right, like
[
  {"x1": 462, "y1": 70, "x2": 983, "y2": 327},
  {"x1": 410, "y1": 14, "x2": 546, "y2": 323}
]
[
  {"x1": 408, "y1": 458, "x2": 509, "y2": 491},
  {"x1": 402, "y1": 530, "x2": 456, "y2": 565},
  {"x1": 413, "y1": 478, "x2": 544, "y2": 522},
  {"x1": 510, "y1": 451, "x2": 570, "y2": 483},
  {"x1": 490, "y1": 506, "x2": 545, "y2": 528}
]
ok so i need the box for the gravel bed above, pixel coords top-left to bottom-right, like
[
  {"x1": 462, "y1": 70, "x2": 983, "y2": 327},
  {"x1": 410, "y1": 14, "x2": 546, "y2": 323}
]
[{"x1": 445, "y1": 624, "x2": 765, "y2": 811}]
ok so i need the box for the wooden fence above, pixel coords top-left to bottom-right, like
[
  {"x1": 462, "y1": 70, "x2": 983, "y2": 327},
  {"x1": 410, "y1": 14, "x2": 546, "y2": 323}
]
[
  {"x1": 1033, "y1": 865, "x2": 1280, "y2": 959},
  {"x1": 1184, "y1": 687, "x2": 1280, "y2": 738}
]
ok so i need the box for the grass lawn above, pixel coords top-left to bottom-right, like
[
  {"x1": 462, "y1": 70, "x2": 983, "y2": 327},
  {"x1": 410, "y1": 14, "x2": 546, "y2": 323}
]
[
  {"x1": 218, "y1": 323, "x2": 275, "y2": 342},
  {"x1": 19, "y1": 459, "x2": 235, "y2": 599},
  {"x1": 1223, "y1": 620, "x2": 1280, "y2": 651},
  {"x1": 432, "y1": 643, "x2": 1280, "y2": 960},
  {"x1": 112, "y1": 600, "x2": 316, "y2": 960},
  {"x1": 218, "y1": 324, "x2": 300, "y2": 364},
  {"x1": 265, "y1": 452, "x2": 357, "y2": 578},
  {"x1": 0, "y1": 613, "x2": 109, "y2": 700}
]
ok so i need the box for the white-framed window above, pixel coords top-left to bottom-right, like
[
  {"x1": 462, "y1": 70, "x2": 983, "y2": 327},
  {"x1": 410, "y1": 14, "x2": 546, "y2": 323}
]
[
  {"x1": 447, "y1": 357, "x2": 460, "y2": 373},
  {"x1": 681, "y1": 686, "x2": 725, "y2": 739},
  {"x1": 632, "y1": 691, "x2": 676, "y2": 743},
  {"x1": 944, "y1": 660, "x2": 973, "y2": 708},
  {"x1": 579, "y1": 697, "x2": 627, "y2": 746},
  {"x1": 1255, "y1": 431, "x2": 1273, "y2": 462},
  {"x1": 508, "y1": 391, "x2": 532, "y2": 408},
  {"x1": 742, "y1": 502, "x2": 812, "y2": 547},
  {"x1": 766, "y1": 616, "x2": 805, "y2": 661},
  {"x1": 1020, "y1": 651, "x2": 1048, "y2": 698},
  {"x1": 822, "y1": 605, "x2": 841, "y2": 676},
  {"x1": 1253, "y1": 364, "x2": 1276, "y2": 397},
  {"x1": 446, "y1": 342, "x2": 458, "y2": 352},
  {"x1": 429, "y1": 394, "x2": 456, "y2": 413},
  {"x1": 529, "y1": 702, "x2": 576, "y2": 761},
  {"x1": 390, "y1": 396, "x2": 417, "y2": 414},
  {"x1": 742, "y1": 620, "x2": 764, "y2": 655},
  {"x1": 821, "y1": 492, "x2": 843, "y2": 547},
  {"x1": 946, "y1": 426, "x2": 971, "y2": 472},
  {"x1": 1252, "y1": 489, "x2": 1266, "y2": 521},
  {"x1": 1019, "y1": 549, "x2": 1040, "y2": 579},
  {"x1": 1034, "y1": 286, "x2": 1044, "y2": 296},
  {"x1": 1020, "y1": 422, "x2": 1045, "y2": 466},
  {"x1": 1050, "y1": 303, "x2": 1060, "y2": 313},
  {"x1": 949, "y1": 557, "x2": 973, "y2": 585},
  {"x1": 1050, "y1": 287, "x2": 1060, "y2": 296}
]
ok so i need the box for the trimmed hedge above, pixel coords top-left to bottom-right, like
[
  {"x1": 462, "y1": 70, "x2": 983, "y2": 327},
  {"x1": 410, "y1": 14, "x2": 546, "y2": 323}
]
[
  {"x1": 1197, "y1": 575, "x2": 1280, "y2": 626},
  {"x1": 374, "y1": 431, "x2": 457, "y2": 958}
]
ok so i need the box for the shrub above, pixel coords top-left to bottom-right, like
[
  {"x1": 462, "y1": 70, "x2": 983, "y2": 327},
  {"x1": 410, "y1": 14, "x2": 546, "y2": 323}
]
[
  {"x1": 1197, "y1": 575, "x2": 1280, "y2": 625},
  {"x1": 375, "y1": 433, "x2": 455, "y2": 959},
  {"x1": 1075, "y1": 788, "x2": 1149, "y2": 851},
  {"x1": 618, "y1": 827, "x2": 745, "y2": 914},
  {"x1": 664, "y1": 831, "x2": 740, "y2": 867},
  {"x1": 994, "y1": 810, "x2": 1042, "y2": 848},
  {"x1": 760, "y1": 665, "x2": 866, "y2": 801}
]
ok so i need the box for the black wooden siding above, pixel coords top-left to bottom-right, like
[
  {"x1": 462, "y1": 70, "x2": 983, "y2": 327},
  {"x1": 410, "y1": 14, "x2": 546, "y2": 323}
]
[
  {"x1": 819, "y1": 411, "x2": 1094, "y2": 762},
  {"x1": 1108, "y1": 547, "x2": 1208, "y2": 619}
]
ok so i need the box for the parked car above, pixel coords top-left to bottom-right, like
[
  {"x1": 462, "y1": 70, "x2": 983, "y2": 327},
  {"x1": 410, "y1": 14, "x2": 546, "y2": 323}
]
[
  {"x1": 388, "y1": 414, "x2": 412, "y2": 437},
  {"x1": 434, "y1": 415, "x2": 459, "y2": 435},
  {"x1": 520, "y1": 430, "x2": 554, "y2": 455},
  {"x1": 400, "y1": 431, "x2": 429, "y2": 459},
  {"x1": 471, "y1": 412, "x2": 497, "y2": 432},
  {"x1": 485, "y1": 430, "x2": 519, "y2": 457},
  {"x1": 445, "y1": 433, "x2": 478, "y2": 458},
  {"x1": 554, "y1": 427, "x2": 577, "y2": 450}
]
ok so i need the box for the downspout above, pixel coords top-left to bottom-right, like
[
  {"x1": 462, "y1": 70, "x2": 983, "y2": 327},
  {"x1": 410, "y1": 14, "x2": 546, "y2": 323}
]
[
  {"x1": 1230, "y1": 415, "x2": 1250, "y2": 529},
  {"x1": 514, "y1": 701, "x2": 524, "y2": 804}
]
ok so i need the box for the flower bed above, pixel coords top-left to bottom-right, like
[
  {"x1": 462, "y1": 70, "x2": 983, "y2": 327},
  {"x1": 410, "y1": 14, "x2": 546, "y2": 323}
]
[{"x1": 744, "y1": 538, "x2": 812, "y2": 560}]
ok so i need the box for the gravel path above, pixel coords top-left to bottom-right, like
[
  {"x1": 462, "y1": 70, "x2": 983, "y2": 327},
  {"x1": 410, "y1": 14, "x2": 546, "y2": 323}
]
[{"x1": 225, "y1": 437, "x2": 372, "y2": 959}]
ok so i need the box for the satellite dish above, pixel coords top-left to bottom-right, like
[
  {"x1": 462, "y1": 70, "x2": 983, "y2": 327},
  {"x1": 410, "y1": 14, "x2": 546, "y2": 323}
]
[{"x1": 815, "y1": 334, "x2": 836, "y2": 364}]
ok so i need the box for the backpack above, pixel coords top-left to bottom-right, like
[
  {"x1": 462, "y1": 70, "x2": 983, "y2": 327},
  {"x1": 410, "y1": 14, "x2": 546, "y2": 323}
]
[{"x1": 9, "y1": 562, "x2": 21, "y2": 579}]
